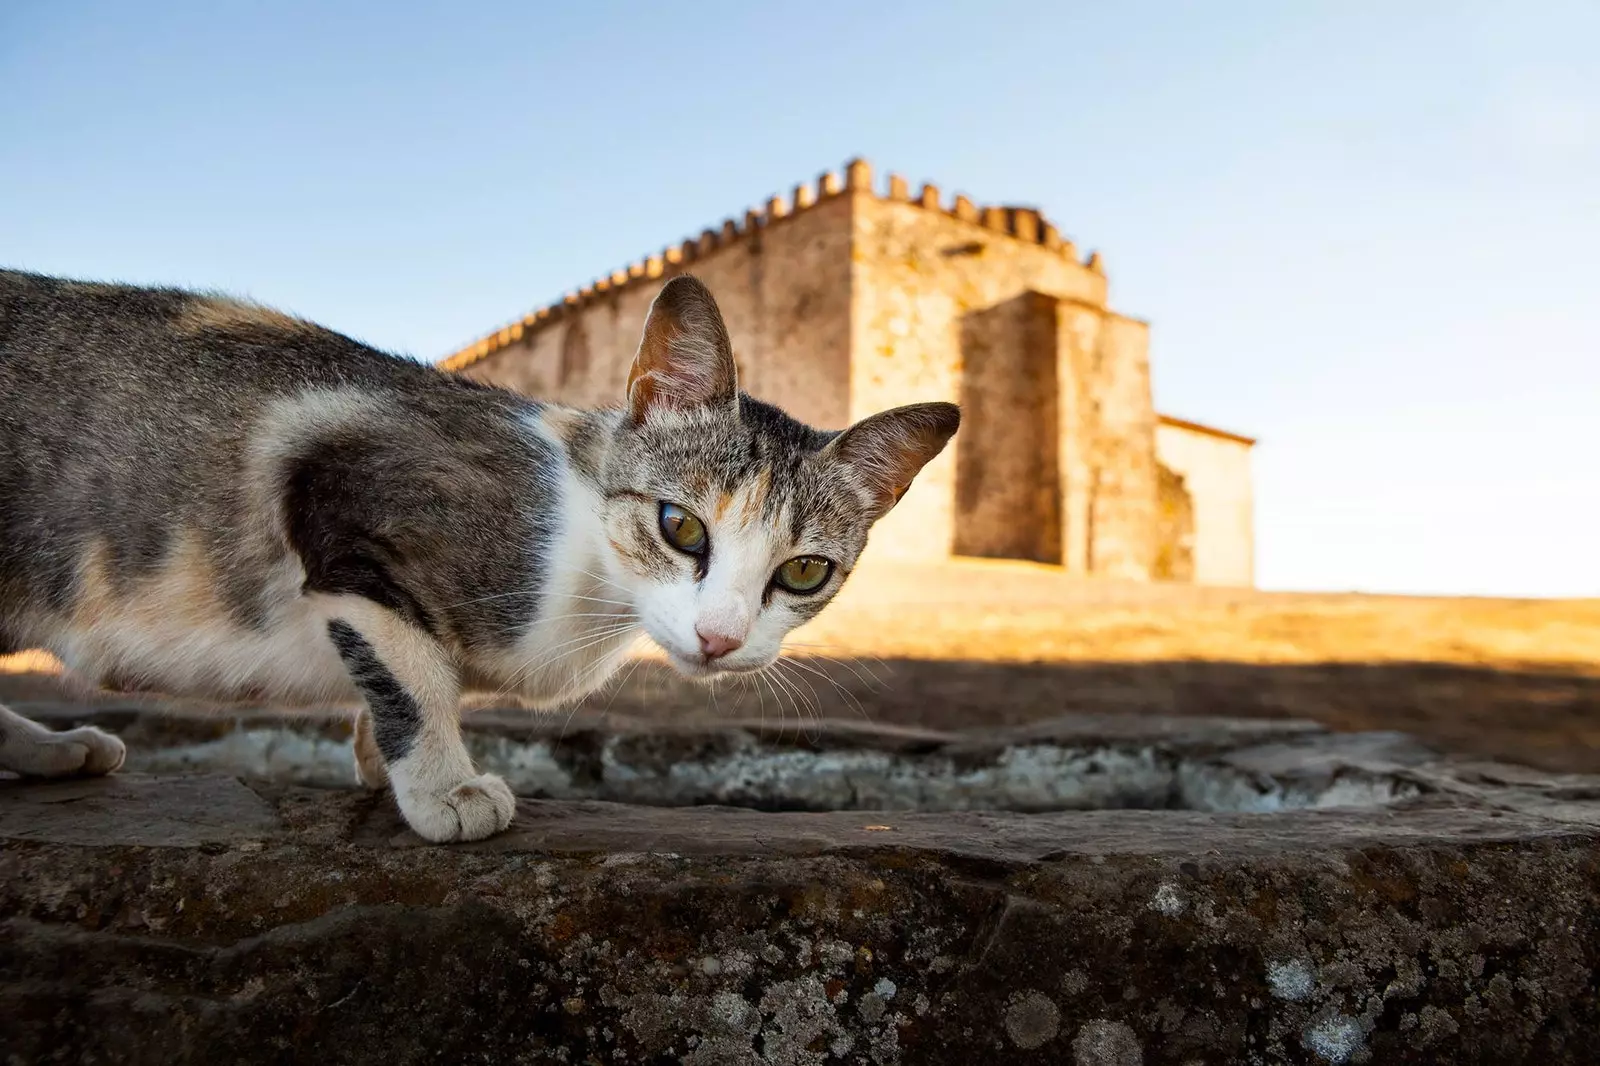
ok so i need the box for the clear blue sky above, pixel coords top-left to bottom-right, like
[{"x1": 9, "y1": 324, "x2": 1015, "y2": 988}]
[{"x1": 3, "y1": 2, "x2": 1596, "y2": 598}]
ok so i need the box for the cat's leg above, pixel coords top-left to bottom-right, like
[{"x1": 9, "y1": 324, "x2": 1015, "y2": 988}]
[
  {"x1": 351, "y1": 708, "x2": 390, "y2": 790},
  {"x1": 0, "y1": 702, "x2": 125, "y2": 778},
  {"x1": 325, "y1": 604, "x2": 513, "y2": 842}
]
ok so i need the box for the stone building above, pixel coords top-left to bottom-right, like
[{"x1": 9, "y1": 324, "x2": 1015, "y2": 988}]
[{"x1": 441, "y1": 160, "x2": 1255, "y2": 586}]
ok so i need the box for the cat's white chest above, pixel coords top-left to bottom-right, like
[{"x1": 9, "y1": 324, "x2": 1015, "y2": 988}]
[{"x1": 475, "y1": 444, "x2": 641, "y2": 708}]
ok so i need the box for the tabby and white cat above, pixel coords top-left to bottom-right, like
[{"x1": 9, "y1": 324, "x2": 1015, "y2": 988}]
[{"x1": 0, "y1": 269, "x2": 958, "y2": 842}]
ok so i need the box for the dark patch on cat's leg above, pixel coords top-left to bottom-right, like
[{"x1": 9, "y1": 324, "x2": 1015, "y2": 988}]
[
  {"x1": 327, "y1": 620, "x2": 422, "y2": 763},
  {"x1": 323, "y1": 608, "x2": 514, "y2": 843},
  {"x1": 0, "y1": 702, "x2": 125, "y2": 778}
]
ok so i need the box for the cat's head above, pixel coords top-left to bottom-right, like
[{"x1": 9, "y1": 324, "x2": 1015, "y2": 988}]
[{"x1": 600, "y1": 275, "x2": 958, "y2": 679}]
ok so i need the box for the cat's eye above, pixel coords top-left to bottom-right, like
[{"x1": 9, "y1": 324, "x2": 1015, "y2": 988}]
[
  {"x1": 774, "y1": 556, "x2": 832, "y2": 594},
  {"x1": 659, "y1": 502, "x2": 708, "y2": 555}
]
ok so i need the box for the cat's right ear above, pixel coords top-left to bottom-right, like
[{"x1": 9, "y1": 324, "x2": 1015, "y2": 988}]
[
  {"x1": 823, "y1": 401, "x2": 961, "y2": 519},
  {"x1": 626, "y1": 275, "x2": 738, "y2": 423}
]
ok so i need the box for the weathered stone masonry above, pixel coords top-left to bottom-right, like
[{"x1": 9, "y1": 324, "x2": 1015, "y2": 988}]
[
  {"x1": 8, "y1": 704, "x2": 1600, "y2": 1064},
  {"x1": 442, "y1": 160, "x2": 1255, "y2": 586}
]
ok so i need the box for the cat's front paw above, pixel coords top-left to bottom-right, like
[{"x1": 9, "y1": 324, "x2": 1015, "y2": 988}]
[{"x1": 397, "y1": 773, "x2": 517, "y2": 842}]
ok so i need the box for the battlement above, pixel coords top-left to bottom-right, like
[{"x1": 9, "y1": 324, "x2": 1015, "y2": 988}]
[{"x1": 439, "y1": 158, "x2": 1103, "y2": 372}]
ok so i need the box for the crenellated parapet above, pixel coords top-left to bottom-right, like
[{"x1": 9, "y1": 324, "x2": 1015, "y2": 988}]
[{"x1": 440, "y1": 158, "x2": 1102, "y2": 371}]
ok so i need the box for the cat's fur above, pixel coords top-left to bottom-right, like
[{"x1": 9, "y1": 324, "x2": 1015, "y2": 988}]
[{"x1": 0, "y1": 268, "x2": 958, "y2": 841}]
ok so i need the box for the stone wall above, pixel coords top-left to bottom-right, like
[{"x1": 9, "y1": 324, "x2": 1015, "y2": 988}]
[
  {"x1": 847, "y1": 188, "x2": 1109, "y2": 563},
  {"x1": 1154, "y1": 418, "x2": 1255, "y2": 586},
  {"x1": 11, "y1": 713, "x2": 1600, "y2": 1064},
  {"x1": 1058, "y1": 308, "x2": 1159, "y2": 580},
  {"x1": 454, "y1": 193, "x2": 855, "y2": 431}
]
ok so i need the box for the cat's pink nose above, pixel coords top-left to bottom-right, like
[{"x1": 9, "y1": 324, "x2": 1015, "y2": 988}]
[{"x1": 697, "y1": 628, "x2": 744, "y2": 661}]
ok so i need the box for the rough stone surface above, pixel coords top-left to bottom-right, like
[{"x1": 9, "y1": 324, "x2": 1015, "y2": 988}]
[{"x1": 4, "y1": 711, "x2": 1600, "y2": 1063}]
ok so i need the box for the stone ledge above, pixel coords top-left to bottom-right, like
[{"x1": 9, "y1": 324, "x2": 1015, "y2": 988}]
[
  {"x1": 5, "y1": 764, "x2": 1600, "y2": 1063},
  {"x1": 2, "y1": 705, "x2": 1454, "y2": 815},
  {"x1": 1, "y1": 772, "x2": 1590, "y2": 858}
]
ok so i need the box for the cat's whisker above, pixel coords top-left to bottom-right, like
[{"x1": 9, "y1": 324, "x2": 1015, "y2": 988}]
[
  {"x1": 596, "y1": 650, "x2": 650, "y2": 720},
  {"x1": 437, "y1": 588, "x2": 538, "y2": 611},
  {"x1": 750, "y1": 671, "x2": 768, "y2": 732},
  {"x1": 489, "y1": 605, "x2": 633, "y2": 646},
  {"x1": 790, "y1": 661, "x2": 874, "y2": 718},
  {"x1": 476, "y1": 605, "x2": 638, "y2": 648},
  {"x1": 779, "y1": 662, "x2": 828, "y2": 741},
  {"x1": 574, "y1": 571, "x2": 630, "y2": 594},
  {"x1": 780, "y1": 643, "x2": 889, "y2": 691},
  {"x1": 768, "y1": 660, "x2": 807, "y2": 716},
  {"x1": 549, "y1": 592, "x2": 635, "y2": 608},
  {"x1": 772, "y1": 671, "x2": 804, "y2": 745},
  {"x1": 781, "y1": 639, "x2": 884, "y2": 662},
  {"x1": 781, "y1": 639, "x2": 890, "y2": 670},
  {"x1": 554, "y1": 698, "x2": 588, "y2": 745},
  {"x1": 780, "y1": 655, "x2": 873, "y2": 723},
  {"x1": 756, "y1": 667, "x2": 796, "y2": 742},
  {"x1": 437, "y1": 588, "x2": 634, "y2": 635},
  {"x1": 733, "y1": 669, "x2": 765, "y2": 731},
  {"x1": 494, "y1": 621, "x2": 641, "y2": 700},
  {"x1": 766, "y1": 662, "x2": 819, "y2": 742},
  {"x1": 567, "y1": 632, "x2": 641, "y2": 692},
  {"x1": 567, "y1": 565, "x2": 633, "y2": 595},
  {"x1": 563, "y1": 641, "x2": 622, "y2": 706},
  {"x1": 760, "y1": 672, "x2": 785, "y2": 741}
]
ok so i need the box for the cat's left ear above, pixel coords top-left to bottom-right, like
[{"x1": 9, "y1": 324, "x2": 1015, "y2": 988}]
[
  {"x1": 823, "y1": 402, "x2": 961, "y2": 518},
  {"x1": 626, "y1": 275, "x2": 738, "y2": 422}
]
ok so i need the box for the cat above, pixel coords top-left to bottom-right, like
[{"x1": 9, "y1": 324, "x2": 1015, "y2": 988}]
[{"x1": 0, "y1": 269, "x2": 958, "y2": 842}]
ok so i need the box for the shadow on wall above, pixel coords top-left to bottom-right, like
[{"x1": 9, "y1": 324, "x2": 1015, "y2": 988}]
[
  {"x1": 1154, "y1": 463, "x2": 1195, "y2": 581},
  {"x1": 954, "y1": 294, "x2": 1061, "y2": 564},
  {"x1": 952, "y1": 293, "x2": 1190, "y2": 577}
]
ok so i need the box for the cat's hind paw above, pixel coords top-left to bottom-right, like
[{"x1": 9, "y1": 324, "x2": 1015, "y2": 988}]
[
  {"x1": 397, "y1": 773, "x2": 517, "y2": 842},
  {"x1": 2, "y1": 725, "x2": 126, "y2": 778},
  {"x1": 72, "y1": 726, "x2": 127, "y2": 775}
]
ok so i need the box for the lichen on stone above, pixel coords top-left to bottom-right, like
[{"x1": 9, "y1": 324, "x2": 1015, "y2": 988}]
[
  {"x1": 1149, "y1": 880, "x2": 1186, "y2": 917},
  {"x1": 1070, "y1": 1018, "x2": 1143, "y2": 1065},
  {"x1": 1304, "y1": 1013, "x2": 1366, "y2": 1063},
  {"x1": 1267, "y1": 958, "x2": 1316, "y2": 1002},
  {"x1": 1004, "y1": 990, "x2": 1061, "y2": 1050}
]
